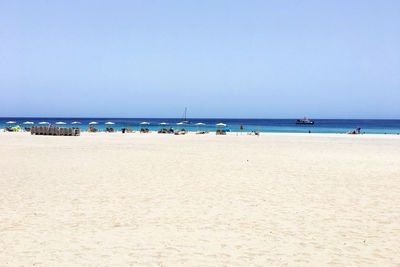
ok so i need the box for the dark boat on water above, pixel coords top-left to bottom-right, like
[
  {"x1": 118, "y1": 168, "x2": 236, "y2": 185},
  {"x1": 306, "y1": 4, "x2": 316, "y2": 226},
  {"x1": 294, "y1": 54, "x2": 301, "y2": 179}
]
[{"x1": 296, "y1": 117, "x2": 315, "y2": 125}]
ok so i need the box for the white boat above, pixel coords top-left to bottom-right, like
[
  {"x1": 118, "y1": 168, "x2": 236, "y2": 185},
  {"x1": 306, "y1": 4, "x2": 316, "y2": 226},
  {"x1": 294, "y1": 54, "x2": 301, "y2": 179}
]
[{"x1": 296, "y1": 117, "x2": 314, "y2": 125}]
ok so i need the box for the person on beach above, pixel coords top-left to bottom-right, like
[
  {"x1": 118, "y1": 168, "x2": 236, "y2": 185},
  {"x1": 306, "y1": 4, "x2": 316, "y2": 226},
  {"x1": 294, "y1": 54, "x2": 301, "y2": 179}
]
[{"x1": 357, "y1": 127, "x2": 361, "y2": 134}]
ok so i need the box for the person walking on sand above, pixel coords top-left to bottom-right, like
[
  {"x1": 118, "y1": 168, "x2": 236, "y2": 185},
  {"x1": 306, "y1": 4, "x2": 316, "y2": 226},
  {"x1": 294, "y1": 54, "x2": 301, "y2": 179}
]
[{"x1": 357, "y1": 127, "x2": 361, "y2": 134}]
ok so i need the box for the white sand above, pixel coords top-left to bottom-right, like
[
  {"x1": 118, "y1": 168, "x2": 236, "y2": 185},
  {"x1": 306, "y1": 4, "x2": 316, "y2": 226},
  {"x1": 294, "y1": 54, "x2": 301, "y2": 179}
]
[{"x1": 1, "y1": 132, "x2": 399, "y2": 266}]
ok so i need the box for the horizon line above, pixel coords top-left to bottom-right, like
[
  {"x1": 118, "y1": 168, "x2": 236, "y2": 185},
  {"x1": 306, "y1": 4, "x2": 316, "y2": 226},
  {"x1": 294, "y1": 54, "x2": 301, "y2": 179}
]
[{"x1": 0, "y1": 116, "x2": 399, "y2": 120}]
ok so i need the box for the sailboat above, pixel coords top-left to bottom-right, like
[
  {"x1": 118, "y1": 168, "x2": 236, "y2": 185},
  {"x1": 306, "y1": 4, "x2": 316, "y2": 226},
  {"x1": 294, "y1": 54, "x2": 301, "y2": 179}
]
[{"x1": 179, "y1": 107, "x2": 191, "y2": 124}]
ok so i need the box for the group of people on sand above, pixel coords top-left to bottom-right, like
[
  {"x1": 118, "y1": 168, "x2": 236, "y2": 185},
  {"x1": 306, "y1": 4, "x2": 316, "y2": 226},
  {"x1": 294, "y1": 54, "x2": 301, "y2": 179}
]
[
  {"x1": 88, "y1": 125, "x2": 99, "y2": 132},
  {"x1": 4, "y1": 124, "x2": 22, "y2": 132},
  {"x1": 348, "y1": 127, "x2": 361, "y2": 134}
]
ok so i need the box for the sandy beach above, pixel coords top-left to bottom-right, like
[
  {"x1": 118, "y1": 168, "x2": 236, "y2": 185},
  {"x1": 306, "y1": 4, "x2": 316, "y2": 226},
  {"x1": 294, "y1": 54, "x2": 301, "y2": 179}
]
[{"x1": 0, "y1": 132, "x2": 399, "y2": 266}]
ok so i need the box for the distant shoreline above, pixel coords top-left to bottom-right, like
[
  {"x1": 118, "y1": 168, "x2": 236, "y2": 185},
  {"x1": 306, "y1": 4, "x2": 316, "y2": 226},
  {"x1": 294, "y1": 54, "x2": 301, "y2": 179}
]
[
  {"x1": 1, "y1": 118, "x2": 400, "y2": 135},
  {"x1": 1, "y1": 131, "x2": 400, "y2": 137}
]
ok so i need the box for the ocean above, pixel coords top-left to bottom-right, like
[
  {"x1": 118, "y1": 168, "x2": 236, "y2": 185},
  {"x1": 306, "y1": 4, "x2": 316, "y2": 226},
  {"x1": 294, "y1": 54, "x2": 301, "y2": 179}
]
[{"x1": 1, "y1": 118, "x2": 400, "y2": 134}]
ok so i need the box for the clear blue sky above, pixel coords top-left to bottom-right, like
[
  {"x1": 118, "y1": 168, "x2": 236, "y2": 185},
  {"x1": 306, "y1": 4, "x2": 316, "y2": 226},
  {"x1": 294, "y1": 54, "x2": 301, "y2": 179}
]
[{"x1": 1, "y1": 0, "x2": 399, "y2": 118}]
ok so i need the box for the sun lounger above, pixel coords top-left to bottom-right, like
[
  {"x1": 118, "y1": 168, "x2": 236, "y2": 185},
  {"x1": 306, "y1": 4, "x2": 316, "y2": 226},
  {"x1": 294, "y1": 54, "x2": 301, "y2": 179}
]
[
  {"x1": 216, "y1": 129, "x2": 226, "y2": 135},
  {"x1": 247, "y1": 131, "x2": 260, "y2": 136},
  {"x1": 158, "y1": 128, "x2": 169, "y2": 134},
  {"x1": 122, "y1": 128, "x2": 135, "y2": 133},
  {"x1": 73, "y1": 128, "x2": 80, "y2": 136},
  {"x1": 29, "y1": 126, "x2": 79, "y2": 136}
]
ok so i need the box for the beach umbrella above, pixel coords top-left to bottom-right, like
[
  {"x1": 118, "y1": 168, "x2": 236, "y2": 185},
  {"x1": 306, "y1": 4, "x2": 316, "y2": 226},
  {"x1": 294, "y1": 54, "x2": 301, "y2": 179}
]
[
  {"x1": 159, "y1": 122, "x2": 169, "y2": 125},
  {"x1": 6, "y1": 121, "x2": 17, "y2": 124},
  {"x1": 71, "y1": 121, "x2": 81, "y2": 124},
  {"x1": 216, "y1": 123, "x2": 227, "y2": 134},
  {"x1": 89, "y1": 121, "x2": 98, "y2": 125},
  {"x1": 55, "y1": 122, "x2": 66, "y2": 125},
  {"x1": 38, "y1": 122, "x2": 49, "y2": 125},
  {"x1": 23, "y1": 121, "x2": 34, "y2": 124},
  {"x1": 195, "y1": 122, "x2": 205, "y2": 132},
  {"x1": 105, "y1": 122, "x2": 115, "y2": 125},
  {"x1": 139, "y1": 122, "x2": 150, "y2": 130}
]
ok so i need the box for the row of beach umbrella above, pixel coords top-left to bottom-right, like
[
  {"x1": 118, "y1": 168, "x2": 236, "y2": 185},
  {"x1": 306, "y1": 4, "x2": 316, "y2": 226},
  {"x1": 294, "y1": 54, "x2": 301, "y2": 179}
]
[
  {"x1": 5, "y1": 121, "x2": 111, "y2": 125},
  {"x1": 140, "y1": 122, "x2": 226, "y2": 126},
  {"x1": 5, "y1": 121, "x2": 227, "y2": 126},
  {"x1": 6, "y1": 121, "x2": 82, "y2": 125}
]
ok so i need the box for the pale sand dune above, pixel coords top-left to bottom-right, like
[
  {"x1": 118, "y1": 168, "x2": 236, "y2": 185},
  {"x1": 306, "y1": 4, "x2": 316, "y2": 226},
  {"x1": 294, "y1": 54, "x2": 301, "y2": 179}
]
[{"x1": 1, "y1": 132, "x2": 399, "y2": 266}]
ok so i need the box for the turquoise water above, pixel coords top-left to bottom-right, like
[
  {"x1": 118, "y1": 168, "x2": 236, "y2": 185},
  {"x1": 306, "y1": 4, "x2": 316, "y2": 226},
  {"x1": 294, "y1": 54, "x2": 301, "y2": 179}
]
[{"x1": 1, "y1": 118, "x2": 400, "y2": 134}]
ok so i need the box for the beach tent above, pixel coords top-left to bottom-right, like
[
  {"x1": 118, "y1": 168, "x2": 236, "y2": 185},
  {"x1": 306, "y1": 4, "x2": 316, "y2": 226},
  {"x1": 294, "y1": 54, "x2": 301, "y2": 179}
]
[
  {"x1": 105, "y1": 122, "x2": 115, "y2": 125},
  {"x1": 23, "y1": 121, "x2": 34, "y2": 124}
]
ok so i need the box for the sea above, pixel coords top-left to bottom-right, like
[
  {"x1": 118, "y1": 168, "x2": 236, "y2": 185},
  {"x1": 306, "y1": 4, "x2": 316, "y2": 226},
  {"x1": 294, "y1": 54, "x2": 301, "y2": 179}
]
[{"x1": 1, "y1": 118, "x2": 400, "y2": 134}]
